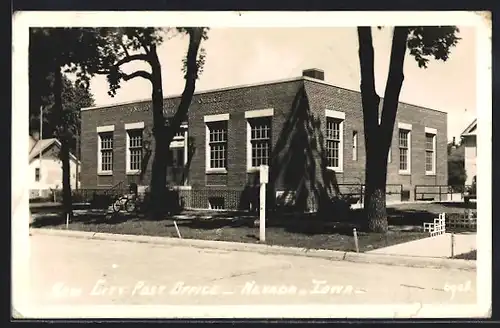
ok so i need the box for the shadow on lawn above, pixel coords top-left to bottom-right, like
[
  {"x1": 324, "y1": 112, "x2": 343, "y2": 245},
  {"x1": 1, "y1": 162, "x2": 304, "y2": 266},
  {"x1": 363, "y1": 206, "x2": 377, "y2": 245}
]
[
  {"x1": 31, "y1": 204, "x2": 470, "y2": 236},
  {"x1": 436, "y1": 202, "x2": 477, "y2": 210},
  {"x1": 30, "y1": 211, "x2": 141, "y2": 227}
]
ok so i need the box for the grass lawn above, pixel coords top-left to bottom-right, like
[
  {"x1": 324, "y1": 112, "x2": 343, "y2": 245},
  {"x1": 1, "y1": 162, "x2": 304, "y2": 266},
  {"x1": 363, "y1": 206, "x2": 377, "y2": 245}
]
[
  {"x1": 30, "y1": 201, "x2": 475, "y2": 253},
  {"x1": 451, "y1": 250, "x2": 477, "y2": 260}
]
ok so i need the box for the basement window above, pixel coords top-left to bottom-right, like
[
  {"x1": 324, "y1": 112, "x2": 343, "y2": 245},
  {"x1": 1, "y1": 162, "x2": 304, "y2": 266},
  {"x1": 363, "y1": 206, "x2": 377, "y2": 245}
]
[{"x1": 208, "y1": 197, "x2": 225, "y2": 210}]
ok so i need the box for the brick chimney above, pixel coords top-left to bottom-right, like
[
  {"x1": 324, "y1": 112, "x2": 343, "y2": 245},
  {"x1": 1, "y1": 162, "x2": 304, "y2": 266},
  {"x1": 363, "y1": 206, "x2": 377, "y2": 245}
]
[{"x1": 302, "y1": 68, "x2": 325, "y2": 81}]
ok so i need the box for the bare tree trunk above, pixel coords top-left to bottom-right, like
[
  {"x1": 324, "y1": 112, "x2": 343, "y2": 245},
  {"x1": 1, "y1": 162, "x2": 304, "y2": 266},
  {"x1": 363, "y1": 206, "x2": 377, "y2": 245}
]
[
  {"x1": 357, "y1": 27, "x2": 387, "y2": 232},
  {"x1": 54, "y1": 63, "x2": 73, "y2": 217},
  {"x1": 149, "y1": 45, "x2": 168, "y2": 220},
  {"x1": 358, "y1": 27, "x2": 409, "y2": 232},
  {"x1": 148, "y1": 29, "x2": 204, "y2": 219},
  {"x1": 365, "y1": 155, "x2": 388, "y2": 232}
]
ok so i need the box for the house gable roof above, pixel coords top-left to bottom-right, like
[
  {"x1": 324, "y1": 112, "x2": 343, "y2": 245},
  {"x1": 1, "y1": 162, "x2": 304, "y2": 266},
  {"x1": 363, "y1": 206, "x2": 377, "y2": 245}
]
[
  {"x1": 460, "y1": 118, "x2": 477, "y2": 137},
  {"x1": 28, "y1": 137, "x2": 79, "y2": 163}
]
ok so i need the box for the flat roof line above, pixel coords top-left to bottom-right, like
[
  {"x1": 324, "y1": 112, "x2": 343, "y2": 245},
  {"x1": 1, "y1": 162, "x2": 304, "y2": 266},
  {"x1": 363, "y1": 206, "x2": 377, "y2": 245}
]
[
  {"x1": 81, "y1": 75, "x2": 446, "y2": 114},
  {"x1": 80, "y1": 76, "x2": 305, "y2": 111}
]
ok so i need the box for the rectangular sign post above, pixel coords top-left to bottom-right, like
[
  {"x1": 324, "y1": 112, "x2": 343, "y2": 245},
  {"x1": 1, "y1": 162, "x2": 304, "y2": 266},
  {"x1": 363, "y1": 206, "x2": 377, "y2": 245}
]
[{"x1": 259, "y1": 165, "x2": 269, "y2": 242}]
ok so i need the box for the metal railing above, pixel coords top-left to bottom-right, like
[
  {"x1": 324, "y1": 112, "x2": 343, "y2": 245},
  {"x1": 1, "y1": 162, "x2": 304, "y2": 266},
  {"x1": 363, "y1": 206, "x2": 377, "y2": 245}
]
[
  {"x1": 31, "y1": 182, "x2": 406, "y2": 212},
  {"x1": 177, "y1": 183, "x2": 404, "y2": 212},
  {"x1": 414, "y1": 185, "x2": 473, "y2": 201}
]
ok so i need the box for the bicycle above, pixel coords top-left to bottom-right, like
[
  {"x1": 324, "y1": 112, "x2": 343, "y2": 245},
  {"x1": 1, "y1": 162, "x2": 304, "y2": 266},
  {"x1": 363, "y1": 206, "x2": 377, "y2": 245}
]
[{"x1": 112, "y1": 194, "x2": 137, "y2": 213}]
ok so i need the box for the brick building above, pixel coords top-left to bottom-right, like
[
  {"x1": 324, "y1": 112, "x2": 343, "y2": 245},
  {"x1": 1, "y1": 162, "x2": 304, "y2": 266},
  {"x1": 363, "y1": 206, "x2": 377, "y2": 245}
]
[{"x1": 80, "y1": 69, "x2": 447, "y2": 211}]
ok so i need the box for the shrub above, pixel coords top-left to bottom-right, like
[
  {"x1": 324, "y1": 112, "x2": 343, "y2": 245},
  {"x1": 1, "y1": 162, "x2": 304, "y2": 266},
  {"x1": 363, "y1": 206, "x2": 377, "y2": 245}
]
[
  {"x1": 448, "y1": 159, "x2": 467, "y2": 190},
  {"x1": 90, "y1": 193, "x2": 113, "y2": 209},
  {"x1": 317, "y1": 195, "x2": 352, "y2": 222}
]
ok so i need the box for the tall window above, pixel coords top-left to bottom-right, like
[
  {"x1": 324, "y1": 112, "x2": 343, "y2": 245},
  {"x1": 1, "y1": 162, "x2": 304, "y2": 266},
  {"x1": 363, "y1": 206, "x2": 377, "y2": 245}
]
[
  {"x1": 35, "y1": 168, "x2": 40, "y2": 182},
  {"x1": 207, "y1": 121, "x2": 228, "y2": 169},
  {"x1": 249, "y1": 117, "x2": 272, "y2": 167},
  {"x1": 168, "y1": 148, "x2": 184, "y2": 167},
  {"x1": 326, "y1": 118, "x2": 342, "y2": 169},
  {"x1": 99, "y1": 132, "x2": 113, "y2": 173},
  {"x1": 127, "y1": 129, "x2": 143, "y2": 172},
  {"x1": 425, "y1": 132, "x2": 436, "y2": 174},
  {"x1": 352, "y1": 130, "x2": 358, "y2": 161},
  {"x1": 399, "y1": 129, "x2": 410, "y2": 172}
]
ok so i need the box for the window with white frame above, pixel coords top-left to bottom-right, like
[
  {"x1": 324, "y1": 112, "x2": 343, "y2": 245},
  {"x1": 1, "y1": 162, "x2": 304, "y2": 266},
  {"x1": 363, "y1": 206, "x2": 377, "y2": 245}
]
[
  {"x1": 398, "y1": 126, "x2": 411, "y2": 173},
  {"x1": 245, "y1": 108, "x2": 274, "y2": 171},
  {"x1": 352, "y1": 130, "x2": 358, "y2": 161},
  {"x1": 425, "y1": 128, "x2": 437, "y2": 174},
  {"x1": 379, "y1": 116, "x2": 392, "y2": 163},
  {"x1": 324, "y1": 109, "x2": 345, "y2": 171},
  {"x1": 168, "y1": 147, "x2": 184, "y2": 167},
  {"x1": 326, "y1": 117, "x2": 342, "y2": 169},
  {"x1": 125, "y1": 122, "x2": 144, "y2": 174},
  {"x1": 127, "y1": 129, "x2": 143, "y2": 172},
  {"x1": 207, "y1": 120, "x2": 228, "y2": 170},
  {"x1": 99, "y1": 132, "x2": 114, "y2": 173},
  {"x1": 174, "y1": 130, "x2": 184, "y2": 138},
  {"x1": 249, "y1": 117, "x2": 272, "y2": 167},
  {"x1": 35, "y1": 168, "x2": 40, "y2": 182}
]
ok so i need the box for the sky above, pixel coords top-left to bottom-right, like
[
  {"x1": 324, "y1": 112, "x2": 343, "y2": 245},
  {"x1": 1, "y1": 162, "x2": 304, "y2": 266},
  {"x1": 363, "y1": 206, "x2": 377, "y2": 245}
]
[{"x1": 87, "y1": 27, "x2": 477, "y2": 142}]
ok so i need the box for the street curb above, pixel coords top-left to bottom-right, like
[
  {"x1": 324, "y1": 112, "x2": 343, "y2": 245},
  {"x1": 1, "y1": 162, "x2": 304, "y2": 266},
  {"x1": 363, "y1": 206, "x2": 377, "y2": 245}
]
[{"x1": 31, "y1": 228, "x2": 476, "y2": 271}]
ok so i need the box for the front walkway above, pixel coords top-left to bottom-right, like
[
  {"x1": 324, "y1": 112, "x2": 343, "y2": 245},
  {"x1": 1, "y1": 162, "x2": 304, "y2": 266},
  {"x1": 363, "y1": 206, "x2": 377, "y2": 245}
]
[{"x1": 367, "y1": 233, "x2": 476, "y2": 258}]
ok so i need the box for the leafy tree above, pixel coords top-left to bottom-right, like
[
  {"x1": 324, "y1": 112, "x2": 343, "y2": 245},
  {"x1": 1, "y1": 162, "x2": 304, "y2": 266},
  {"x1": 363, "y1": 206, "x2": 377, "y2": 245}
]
[
  {"x1": 447, "y1": 142, "x2": 466, "y2": 190},
  {"x1": 29, "y1": 28, "x2": 101, "y2": 216},
  {"x1": 357, "y1": 26, "x2": 460, "y2": 232},
  {"x1": 448, "y1": 159, "x2": 467, "y2": 189},
  {"x1": 92, "y1": 27, "x2": 208, "y2": 219},
  {"x1": 29, "y1": 74, "x2": 95, "y2": 156}
]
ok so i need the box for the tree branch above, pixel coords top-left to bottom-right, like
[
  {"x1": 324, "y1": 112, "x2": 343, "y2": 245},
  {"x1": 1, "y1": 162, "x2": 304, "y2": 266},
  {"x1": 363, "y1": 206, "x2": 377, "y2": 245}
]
[
  {"x1": 357, "y1": 27, "x2": 380, "y2": 155},
  {"x1": 95, "y1": 69, "x2": 111, "y2": 75},
  {"x1": 115, "y1": 54, "x2": 149, "y2": 68},
  {"x1": 122, "y1": 70, "x2": 152, "y2": 82},
  {"x1": 379, "y1": 27, "x2": 409, "y2": 157},
  {"x1": 120, "y1": 39, "x2": 130, "y2": 57},
  {"x1": 138, "y1": 36, "x2": 151, "y2": 55},
  {"x1": 168, "y1": 28, "x2": 203, "y2": 139}
]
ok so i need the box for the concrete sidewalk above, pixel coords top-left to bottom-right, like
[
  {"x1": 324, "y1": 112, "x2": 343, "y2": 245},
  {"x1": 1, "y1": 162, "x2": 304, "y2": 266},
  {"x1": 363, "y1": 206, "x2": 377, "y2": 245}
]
[{"x1": 367, "y1": 233, "x2": 476, "y2": 258}]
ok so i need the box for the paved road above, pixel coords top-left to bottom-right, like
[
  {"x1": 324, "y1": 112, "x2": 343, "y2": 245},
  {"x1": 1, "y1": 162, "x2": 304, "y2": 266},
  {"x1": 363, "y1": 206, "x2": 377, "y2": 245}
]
[{"x1": 22, "y1": 234, "x2": 477, "y2": 317}]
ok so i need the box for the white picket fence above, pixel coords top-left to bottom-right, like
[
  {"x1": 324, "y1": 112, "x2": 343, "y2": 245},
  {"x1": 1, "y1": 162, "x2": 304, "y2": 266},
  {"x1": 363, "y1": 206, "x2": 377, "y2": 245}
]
[{"x1": 423, "y1": 213, "x2": 446, "y2": 237}]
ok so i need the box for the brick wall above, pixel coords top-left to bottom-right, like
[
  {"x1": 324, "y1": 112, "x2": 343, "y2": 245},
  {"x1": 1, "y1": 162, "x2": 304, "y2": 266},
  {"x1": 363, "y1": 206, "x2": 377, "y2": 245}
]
[
  {"x1": 303, "y1": 79, "x2": 448, "y2": 200},
  {"x1": 81, "y1": 77, "x2": 447, "y2": 206},
  {"x1": 81, "y1": 99, "x2": 171, "y2": 189}
]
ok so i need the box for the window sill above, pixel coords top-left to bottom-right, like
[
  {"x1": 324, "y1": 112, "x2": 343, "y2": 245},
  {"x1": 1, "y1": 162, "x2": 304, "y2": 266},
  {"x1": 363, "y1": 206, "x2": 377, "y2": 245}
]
[
  {"x1": 206, "y1": 168, "x2": 228, "y2": 174},
  {"x1": 126, "y1": 170, "x2": 141, "y2": 176},
  {"x1": 425, "y1": 172, "x2": 436, "y2": 176},
  {"x1": 326, "y1": 167, "x2": 343, "y2": 173},
  {"x1": 399, "y1": 171, "x2": 411, "y2": 176},
  {"x1": 247, "y1": 167, "x2": 265, "y2": 173},
  {"x1": 169, "y1": 185, "x2": 192, "y2": 190},
  {"x1": 98, "y1": 171, "x2": 113, "y2": 176}
]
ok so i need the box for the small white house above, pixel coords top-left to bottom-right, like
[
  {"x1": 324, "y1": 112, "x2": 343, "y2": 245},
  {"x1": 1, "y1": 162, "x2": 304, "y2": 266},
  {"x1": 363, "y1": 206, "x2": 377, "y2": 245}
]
[
  {"x1": 29, "y1": 133, "x2": 80, "y2": 198},
  {"x1": 460, "y1": 119, "x2": 477, "y2": 186}
]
